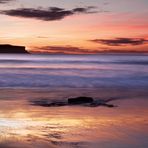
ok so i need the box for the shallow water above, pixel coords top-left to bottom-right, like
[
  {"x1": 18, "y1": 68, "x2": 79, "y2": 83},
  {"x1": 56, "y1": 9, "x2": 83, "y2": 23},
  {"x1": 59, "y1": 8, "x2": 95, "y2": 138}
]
[
  {"x1": 0, "y1": 88, "x2": 148, "y2": 148},
  {"x1": 0, "y1": 54, "x2": 148, "y2": 148}
]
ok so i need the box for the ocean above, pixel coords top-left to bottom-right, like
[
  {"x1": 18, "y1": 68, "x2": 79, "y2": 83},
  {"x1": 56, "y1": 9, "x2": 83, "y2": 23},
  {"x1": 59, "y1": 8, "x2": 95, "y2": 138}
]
[
  {"x1": 0, "y1": 53, "x2": 148, "y2": 88},
  {"x1": 0, "y1": 54, "x2": 148, "y2": 148}
]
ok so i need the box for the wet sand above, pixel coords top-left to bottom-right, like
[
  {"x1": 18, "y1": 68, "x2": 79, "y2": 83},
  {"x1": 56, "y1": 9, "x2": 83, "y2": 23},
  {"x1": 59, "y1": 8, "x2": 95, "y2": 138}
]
[{"x1": 0, "y1": 87, "x2": 148, "y2": 148}]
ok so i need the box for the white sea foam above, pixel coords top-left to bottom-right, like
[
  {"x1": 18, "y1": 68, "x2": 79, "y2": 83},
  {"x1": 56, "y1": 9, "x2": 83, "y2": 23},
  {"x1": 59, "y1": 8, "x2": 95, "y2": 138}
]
[{"x1": 0, "y1": 54, "x2": 148, "y2": 88}]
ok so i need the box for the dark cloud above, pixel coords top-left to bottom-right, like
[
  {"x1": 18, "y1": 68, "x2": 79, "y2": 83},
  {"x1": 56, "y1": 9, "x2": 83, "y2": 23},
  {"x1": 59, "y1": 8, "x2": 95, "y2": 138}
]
[
  {"x1": 31, "y1": 45, "x2": 99, "y2": 54},
  {"x1": 0, "y1": 0, "x2": 14, "y2": 3},
  {"x1": 1, "y1": 6, "x2": 97, "y2": 21},
  {"x1": 90, "y1": 38, "x2": 148, "y2": 46}
]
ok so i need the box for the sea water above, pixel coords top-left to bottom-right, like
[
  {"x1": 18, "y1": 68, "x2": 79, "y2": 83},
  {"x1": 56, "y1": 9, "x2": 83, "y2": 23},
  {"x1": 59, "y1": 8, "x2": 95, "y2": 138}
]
[
  {"x1": 0, "y1": 53, "x2": 148, "y2": 148},
  {"x1": 0, "y1": 53, "x2": 148, "y2": 88}
]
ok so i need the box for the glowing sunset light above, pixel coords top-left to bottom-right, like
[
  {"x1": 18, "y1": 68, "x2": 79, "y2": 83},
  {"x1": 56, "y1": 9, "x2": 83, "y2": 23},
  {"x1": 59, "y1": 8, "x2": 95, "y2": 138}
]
[
  {"x1": 0, "y1": 0, "x2": 147, "y2": 54},
  {"x1": 0, "y1": 1, "x2": 148, "y2": 147}
]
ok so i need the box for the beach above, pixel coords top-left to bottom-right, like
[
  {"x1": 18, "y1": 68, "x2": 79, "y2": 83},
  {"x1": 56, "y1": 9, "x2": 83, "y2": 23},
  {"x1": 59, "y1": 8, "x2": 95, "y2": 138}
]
[
  {"x1": 0, "y1": 88, "x2": 148, "y2": 148},
  {"x1": 1, "y1": 0, "x2": 148, "y2": 147},
  {"x1": 0, "y1": 54, "x2": 148, "y2": 148}
]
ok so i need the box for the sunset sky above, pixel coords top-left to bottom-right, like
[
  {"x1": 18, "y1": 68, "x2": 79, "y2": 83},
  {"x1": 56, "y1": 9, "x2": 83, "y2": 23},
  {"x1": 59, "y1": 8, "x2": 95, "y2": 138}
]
[{"x1": 0, "y1": 0, "x2": 148, "y2": 54}]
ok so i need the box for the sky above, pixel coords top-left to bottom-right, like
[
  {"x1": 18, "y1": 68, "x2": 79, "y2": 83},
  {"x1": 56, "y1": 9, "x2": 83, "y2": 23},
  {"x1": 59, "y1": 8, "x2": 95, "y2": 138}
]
[{"x1": 0, "y1": 0, "x2": 148, "y2": 54}]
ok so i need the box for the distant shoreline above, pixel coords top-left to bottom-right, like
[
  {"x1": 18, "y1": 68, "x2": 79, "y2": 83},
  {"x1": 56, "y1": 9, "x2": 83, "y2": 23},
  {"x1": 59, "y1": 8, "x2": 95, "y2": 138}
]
[
  {"x1": 0, "y1": 44, "x2": 148, "y2": 54},
  {"x1": 30, "y1": 50, "x2": 148, "y2": 55},
  {"x1": 29, "y1": 52, "x2": 148, "y2": 55}
]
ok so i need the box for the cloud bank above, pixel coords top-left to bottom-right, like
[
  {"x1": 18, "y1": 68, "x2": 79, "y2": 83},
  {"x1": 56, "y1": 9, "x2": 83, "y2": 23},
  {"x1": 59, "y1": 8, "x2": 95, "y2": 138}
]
[
  {"x1": 32, "y1": 45, "x2": 99, "y2": 54},
  {"x1": 0, "y1": 0, "x2": 14, "y2": 3},
  {"x1": 0, "y1": 0, "x2": 14, "y2": 4},
  {"x1": 1, "y1": 6, "x2": 97, "y2": 21},
  {"x1": 90, "y1": 38, "x2": 148, "y2": 46}
]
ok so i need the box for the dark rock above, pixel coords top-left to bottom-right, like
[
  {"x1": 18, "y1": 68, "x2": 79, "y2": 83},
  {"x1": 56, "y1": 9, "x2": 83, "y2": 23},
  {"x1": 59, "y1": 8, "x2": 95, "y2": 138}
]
[
  {"x1": 0, "y1": 44, "x2": 29, "y2": 53},
  {"x1": 31, "y1": 100, "x2": 67, "y2": 107},
  {"x1": 31, "y1": 97, "x2": 117, "y2": 108},
  {"x1": 47, "y1": 102, "x2": 67, "y2": 107},
  {"x1": 68, "y1": 96, "x2": 94, "y2": 105},
  {"x1": 103, "y1": 104, "x2": 115, "y2": 108}
]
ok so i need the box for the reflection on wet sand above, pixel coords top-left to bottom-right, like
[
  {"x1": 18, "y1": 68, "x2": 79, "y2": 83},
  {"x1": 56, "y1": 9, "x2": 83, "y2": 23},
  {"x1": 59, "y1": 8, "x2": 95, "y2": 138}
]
[{"x1": 0, "y1": 88, "x2": 148, "y2": 148}]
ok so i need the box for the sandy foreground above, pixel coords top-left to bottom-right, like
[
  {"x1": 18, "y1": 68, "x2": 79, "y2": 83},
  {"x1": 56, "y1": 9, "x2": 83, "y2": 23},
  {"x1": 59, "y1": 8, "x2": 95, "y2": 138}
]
[{"x1": 0, "y1": 87, "x2": 148, "y2": 148}]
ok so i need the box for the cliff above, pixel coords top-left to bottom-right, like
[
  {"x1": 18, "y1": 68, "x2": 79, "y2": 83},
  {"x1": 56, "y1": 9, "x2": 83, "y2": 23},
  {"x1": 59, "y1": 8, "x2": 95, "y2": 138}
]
[{"x1": 0, "y1": 44, "x2": 29, "y2": 53}]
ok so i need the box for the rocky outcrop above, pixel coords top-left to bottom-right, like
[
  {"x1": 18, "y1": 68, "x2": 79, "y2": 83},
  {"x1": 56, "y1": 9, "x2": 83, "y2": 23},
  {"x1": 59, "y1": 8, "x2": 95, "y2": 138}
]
[
  {"x1": 0, "y1": 44, "x2": 29, "y2": 53},
  {"x1": 68, "y1": 97, "x2": 94, "y2": 105},
  {"x1": 31, "y1": 97, "x2": 117, "y2": 108}
]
